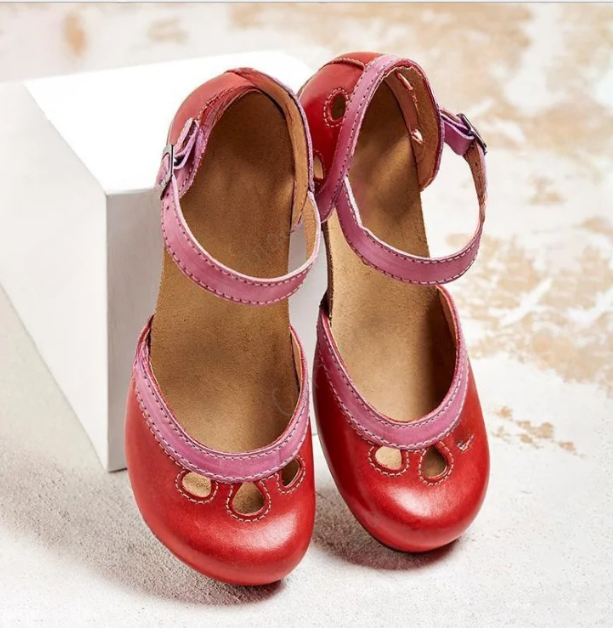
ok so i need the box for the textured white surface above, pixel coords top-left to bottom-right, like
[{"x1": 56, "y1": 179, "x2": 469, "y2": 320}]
[
  {"x1": 1, "y1": 284, "x2": 611, "y2": 626},
  {"x1": 0, "y1": 52, "x2": 320, "y2": 472},
  {"x1": 1, "y1": 3, "x2": 612, "y2": 626}
]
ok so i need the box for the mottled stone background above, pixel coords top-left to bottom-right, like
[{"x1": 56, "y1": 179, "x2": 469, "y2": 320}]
[
  {"x1": 2, "y1": 1, "x2": 610, "y2": 454},
  {"x1": 0, "y1": 3, "x2": 612, "y2": 626}
]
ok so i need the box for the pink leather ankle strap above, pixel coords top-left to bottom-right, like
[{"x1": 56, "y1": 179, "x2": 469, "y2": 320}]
[
  {"x1": 316, "y1": 287, "x2": 469, "y2": 449},
  {"x1": 133, "y1": 318, "x2": 311, "y2": 483},
  {"x1": 157, "y1": 72, "x2": 321, "y2": 306},
  {"x1": 316, "y1": 54, "x2": 487, "y2": 286}
]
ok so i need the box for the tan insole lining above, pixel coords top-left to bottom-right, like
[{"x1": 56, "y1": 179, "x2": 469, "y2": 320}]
[
  {"x1": 151, "y1": 93, "x2": 299, "y2": 511},
  {"x1": 327, "y1": 83, "x2": 455, "y2": 476}
]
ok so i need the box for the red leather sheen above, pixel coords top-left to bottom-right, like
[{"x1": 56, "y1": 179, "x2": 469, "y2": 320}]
[
  {"x1": 302, "y1": 52, "x2": 490, "y2": 552},
  {"x1": 313, "y1": 355, "x2": 488, "y2": 552},
  {"x1": 126, "y1": 70, "x2": 317, "y2": 585},
  {"x1": 126, "y1": 381, "x2": 315, "y2": 585}
]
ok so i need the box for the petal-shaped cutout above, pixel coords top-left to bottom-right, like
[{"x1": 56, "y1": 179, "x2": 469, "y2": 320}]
[
  {"x1": 330, "y1": 92, "x2": 347, "y2": 120},
  {"x1": 181, "y1": 471, "x2": 212, "y2": 498},
  {"x1": 232, "y1": 482, "x2": 265, "y2": 515},
  {"x1": 281, "y1": 458, "x2": 301, "y2": 487},
  {"x1": 374, "y1": 446, "x2": 403, "y2": 470},
  {"x1": 421, "y1": 445, "x2": 448, "y2": 479}
]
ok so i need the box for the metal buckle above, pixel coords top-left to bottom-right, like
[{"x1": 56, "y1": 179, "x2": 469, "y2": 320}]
[
  {"x1": 159, "y1": 143, "x2": 175, "y2": 197},
  {"x1": 458, "y1": 113, "x2": 487, "y2": 155}
]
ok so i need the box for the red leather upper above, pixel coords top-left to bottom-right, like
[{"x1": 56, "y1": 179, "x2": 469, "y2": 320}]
[
  {"x1": 313, "y1": 336, "x2": 489, "y2": 552},
  {"x1": 302, "y1": 53, "x2": 490, "y2": 552},
  {"x1": 126, "y1": 379, "x2": 315, "y2": 585},
  {"x1": 125, "y1": 69, "x2": 317, "y2": 585}
]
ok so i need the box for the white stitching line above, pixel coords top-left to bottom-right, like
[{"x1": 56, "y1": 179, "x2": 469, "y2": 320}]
[
  {"x1": 225, "y1": 481, "x2": 272, "y2": 523},
  {"x1": 328, "y1": 57, "x2": 403, "y2": 206},
  {"x1": 332, "y1": 56, "x2": 367, "y2": 68},
  {"x1": 323, "y1": 87, "x2": 350, "y2": 128},
  {"x1": 163, "y1": 194, "x2": 312, "y2": 288},
  {"x1": 337, "y1": 186, "x2": 480, "y2": 284},
  {"x1": 317, "y1": 354, "x2": 465, "y2": 450},
  {"x1": 319, "y1": 318, "x2": 465, "y2": 432},
  {"x1": 345, "y1": 188, "x2": 481, "y2": 263},
  {"x1": 138, "y1": 358, "x2": 307, "y2": 461},
  {"x1": 163, "y1": 221, "x2": 304, "y2": 305},
  {"x1": 275, "y1": 456, "x2": 307, "y2": 494},
  {"x1": 175, "y1": 470, "x2": 218, "y2": 504},
  {"x1": 367, "y1": 446, "x2": 410, "y2": 477},
  {"x1": 134, "y1": 382, "x2": 309, "y2": 483},
  {"x1": 417, "y1": 442, "x2": 454, "y2": 486}
]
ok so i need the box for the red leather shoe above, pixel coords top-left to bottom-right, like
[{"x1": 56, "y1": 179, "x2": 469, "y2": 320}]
[
  {"x1": 301, "y1": 52, "x2": 489, "y2": 552},
  {"x1": 125, "y1": 69, "x2": 321, "y2": 585}
]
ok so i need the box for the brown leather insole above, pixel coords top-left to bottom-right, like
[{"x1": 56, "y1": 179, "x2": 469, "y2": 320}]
[
  {"x1": 327, "y1": 82, "x2": 455, "y2": 474},
  {"x1": 150, "y1": 92, "x2": 299, "y2": 488}
]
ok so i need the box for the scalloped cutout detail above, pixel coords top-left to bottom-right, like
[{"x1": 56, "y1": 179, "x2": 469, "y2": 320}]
[
  {"x1": 422, "y1": 445, "x2": 448, "y2": 479},
  {"x1": 374, "y1": 446, "x2": 403, "y2": 470},
  {"x1": 330, "y1": 92, "x2": 347, "y2": 120},
  {"x1": 281, "y1": 458, "x2": 301, "y2": 487},
  {"x1": 181, "y1": 472, "x2": 212, "y2": 498},
  {"x1": 231, "y1": 482, "x2": 265, "y2": 515}
]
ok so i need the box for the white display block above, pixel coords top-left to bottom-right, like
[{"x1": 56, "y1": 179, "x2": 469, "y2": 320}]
[{"x1": 0, "y1": 51, "x2": 325, "y2": 471}]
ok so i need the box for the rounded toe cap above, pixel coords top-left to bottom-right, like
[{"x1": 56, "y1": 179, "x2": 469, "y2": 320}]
[
  {"x1": 356, "y1": 440, "x2": 490, "y2": 553},
  {"x1": 167, "y1": 483, "x2": 315, "y2": 585}
]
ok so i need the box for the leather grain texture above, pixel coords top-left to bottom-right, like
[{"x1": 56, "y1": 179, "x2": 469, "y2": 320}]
[
  {"x1": 126, "y1": 68, "x2": 318, "y2": 584},
  {"x1": 302, "y1": 52, "x2": 490, "y2": 552}
]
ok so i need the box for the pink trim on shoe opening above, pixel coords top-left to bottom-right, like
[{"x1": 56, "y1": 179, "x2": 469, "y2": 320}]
[
  {"x1": 132, "y1": 318, "x2": 311, "y2": 483},
  {"x1": 316, "y1": 287, "x2": 469, "y2": 450}
]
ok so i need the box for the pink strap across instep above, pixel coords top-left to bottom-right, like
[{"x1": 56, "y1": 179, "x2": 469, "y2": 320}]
[
  {"x1": 157, "y1": 79, "x2": 321, "y2": 306},
  {"x1": 316, "y1": 287, "x2": 469, "y2": 450},
  {"x1": 317, "y1": 54, "x2": 487, "y2": 286},
  {"x1": 133, "y1": 318, "x2": 311, "y2": 483}
]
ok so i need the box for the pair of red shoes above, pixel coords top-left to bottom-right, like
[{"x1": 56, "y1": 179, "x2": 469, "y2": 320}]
[{"x1": 125, "y1": 52, "x2": 489, "y2": 586}]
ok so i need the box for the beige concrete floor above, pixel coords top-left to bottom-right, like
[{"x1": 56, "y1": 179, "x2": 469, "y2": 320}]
[{"x1": 0, "y1": 4, "x2": 612, "y2": 626}]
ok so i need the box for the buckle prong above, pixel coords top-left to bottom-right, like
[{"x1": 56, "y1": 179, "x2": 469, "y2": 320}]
[
  {"x1": 458, "y1": 113, "x2": 487, "y2": 155},
  {"x1": 159, "y1": 143, "x2": 175, "y2": 197}
]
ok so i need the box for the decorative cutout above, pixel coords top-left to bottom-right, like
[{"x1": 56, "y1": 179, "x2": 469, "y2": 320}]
[
  {"x1": 281, "y1": 458, "x2": 301, "y2": 487},
  {"x1": 374, "y1": 446, "x2": 403, "y2": 470},
  {"x1": 421, "y1": 445, "x2": 448, "y2": 478},
  {"x1": 231, "y1": 482, "x2": 265, "y2": 515},
  {"x1": 330, "y1": 92, "x2": 347, "y2": 120},
  {"x1": 368, "y1": 445, "x2": 409, "y2": 476},
  {"x1": 181, "y1": 471, "x2": 212, "y2": 498}
]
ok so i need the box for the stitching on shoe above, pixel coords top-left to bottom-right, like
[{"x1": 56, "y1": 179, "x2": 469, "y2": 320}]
[
  {"x1": 275, "y1": 456, "x2": 307, "y2": 494},
  {"x1": 328, "y1": 57, "x2": 401, "y2": 205},
  {"x1": 323, "y1": 87, "x2": 350, "y2": 128},
  {"x1": 417, "y1": 442, "x2": 454, "y2": 486},
  {"x1": 161, "y1": 197, "x2": 311, "y2": 305},
  {"x1": 135, "y1": 384, "x2": 309, "y2": 482},
  {"x1": 367, "y1": 446, "x2": 409, "y2": 477},
  {"x1": 175, "y1": 470, "x2": 218, "y2": 504},
  {"x1": 337, "y1": 187, "x2": 479, "y2": 284},
  {"x1": 225, "y1": 481, "x2": 272, "y2": 523},
  {"x1": 320, "y1": 321, "x2": 465, "y2": 431},
  {"x1": 332, "y1": 56, "x2": 366, "y2": 67},
  {"x1": 456, "y1": 434, "x2": 475, "y2": 452},
  {"x1": 139, "y1": 369, "x2": 305, "y2": 460},
  {"x1": 317, "y1": 355, "x2": 465, "y2": 449}
]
